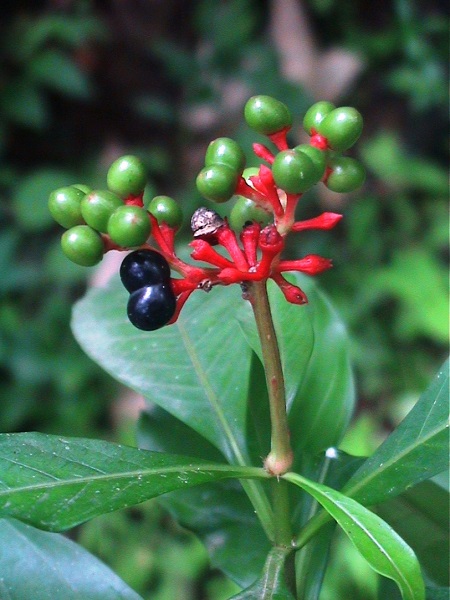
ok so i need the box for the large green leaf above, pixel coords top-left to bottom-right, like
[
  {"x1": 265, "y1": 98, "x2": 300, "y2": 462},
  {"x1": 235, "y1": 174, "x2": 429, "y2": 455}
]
[
  {"x1": 0, "y1": 433, "x2": 266, "y2": 531},
  {"x1": 343, "y1": 358, "x2": 449, "y2": 506},
  {"x1": 377, "y1": 477, "x2": 449, "y2": 586},
  {"x1": 284, "y1": 472, "x2": 425, "y2": 600},
  {"x1": 72, "y1": 276, "x2": 252, "y2": 465},
  {"x1": 137, "y1": 408, "x2": 271, "y2": 587},
  {"x1": 0, "y1": 518, "x2": 142, "y2": 600},
  {"x1": 237, "y1": 275, "x2": 355, "y2": 455},
  {"x1": 229, "y1": 547, "x2": 295, "y2": 599}
]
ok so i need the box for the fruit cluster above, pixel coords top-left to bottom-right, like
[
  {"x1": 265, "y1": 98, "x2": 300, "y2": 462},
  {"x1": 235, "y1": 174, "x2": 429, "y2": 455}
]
[{"x1": 48, "y1": 95, "x2": 365, "y2": 332}]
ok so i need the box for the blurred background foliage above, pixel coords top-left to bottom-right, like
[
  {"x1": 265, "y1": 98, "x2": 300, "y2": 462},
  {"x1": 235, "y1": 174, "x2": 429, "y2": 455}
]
[{"x1": 0, "y1": 0, "x2": 447, "y2": 598}]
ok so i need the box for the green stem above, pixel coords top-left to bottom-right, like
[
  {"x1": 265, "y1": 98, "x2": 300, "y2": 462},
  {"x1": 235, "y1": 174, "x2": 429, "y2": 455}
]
[{"x1": 248, "y1": 280, "x2": 294, "y2": 546}]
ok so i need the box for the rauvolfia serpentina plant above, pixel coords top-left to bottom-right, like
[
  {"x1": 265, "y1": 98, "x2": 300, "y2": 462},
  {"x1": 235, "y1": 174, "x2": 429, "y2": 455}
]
[{"x1": 0, "y1": 96, "x2": 448, "y2": 599}]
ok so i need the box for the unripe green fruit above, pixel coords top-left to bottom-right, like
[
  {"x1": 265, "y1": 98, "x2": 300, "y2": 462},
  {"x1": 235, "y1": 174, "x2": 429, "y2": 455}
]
[
  {"x1": 48, "y1": 186, "x2": 86, "y2": 229},
  {"x1": 205, "y1": 137, "x2": 246, "y2": 173},
  {"x1": 229, "y1": 196, "x2": 271, "y2": 230},
  {"x1": 326, "y1": 157, "x2": 366, "y2": 192},
  {"x1": 293, "y1": 144, "x2": 327, "y2": 183},
  {"x1": 148, "y1": 195, "x2": 183, "y2": 229},
  {"x1": 317, "y1": 107, "x2": 363, "y2": 151},
  {"x1": 244, "y1": 95, "x2": 292, "y2": 135},
  {"x1": 196, "y1": 164, "x2": 238, "y2": 203},
  {"x1": 72, "y1": 184, "x2": 92, "y2": 194},
  {"x1": 107, "y1": 205, "x2": 151, "y2": 247},
  {"x1": 272, "y1": 150, "x2": 317, "y2": 194},
  {"x1": 106, "y1": 155, "x2": 147, "y2": 198},
  {"x1": 81, "y1": 189, "x2": 123, "y2": 233},
  {"x1": 303, "y1": 101, "x2": 335, "y2": 135},
  {"x1": 61, "y1": 225, "x2": 104, "y2": 266}
]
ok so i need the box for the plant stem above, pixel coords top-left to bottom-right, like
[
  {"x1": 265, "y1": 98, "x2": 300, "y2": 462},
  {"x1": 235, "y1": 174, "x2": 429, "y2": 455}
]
[{"x1": 248, "y1": 280, "x2": 294, "y2": 546}]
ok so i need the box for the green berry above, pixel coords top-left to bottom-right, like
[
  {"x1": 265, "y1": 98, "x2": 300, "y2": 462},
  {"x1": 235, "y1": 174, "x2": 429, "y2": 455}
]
[
  {"x1": 303, "y1": 101, "x2": 335, "y2": 135},
  {"x1": 106, "y1": 155, "x2": 147, "y2": 198},
  {"x1": 61, "y1": 225, "x2": 104, "y2": 266},
  {"x1": 317, "y1": 107, "x2": 363, "y2": 151},
  {"x1": 205, "y1": 137, "x2": 246, "y2": 173},
  {"x1": 71, "y1": 184, "x2": 92, "y2": 194},
  {"x1": 229, "y1": 196, "x2": 271, "y2": 231},
  {"x1": 81, "y1": 189, "x2": 123, "y2": 233},
  {"x1": 272, "y1": 150, "x2": 317, "y2": 194},
  {"x1": 196, "y1": 164, "x2": 238, "y2": 203},
  {"x1": 244, "y1": 95, "x2": 292, "y2": 135},
  {"x1": 48, "y1": 186, "x2": 86, "y2": 229},
  {"x1": 326, "y1": 157, "x2": 366, "y2": 192},
  {"x1": 293, "y1": 144, "x2": 327, "y2": 183},
  {"x1": 107, "y1": 205, "x2": 151, "y2": 247},
  {"x1": 148, "y1": 195, "x2": 183, "y2": 229}
]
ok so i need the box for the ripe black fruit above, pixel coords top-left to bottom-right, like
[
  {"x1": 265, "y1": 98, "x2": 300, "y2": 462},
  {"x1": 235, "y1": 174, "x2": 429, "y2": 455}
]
[
  {"x1": 127, "y1": 283, "x2": 176, "y2": 331},
  {"x1": 120, "y1": 249, "x2": 171, "y2": 293}
]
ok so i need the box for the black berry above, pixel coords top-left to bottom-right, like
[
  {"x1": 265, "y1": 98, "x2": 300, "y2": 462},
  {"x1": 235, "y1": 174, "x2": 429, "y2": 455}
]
[
  {"x1": 127, "y1": 283, "x2": 176, "y2": 331},
  {"x1": 120, "y1": 249, "x2": 171, "y2": 293}
]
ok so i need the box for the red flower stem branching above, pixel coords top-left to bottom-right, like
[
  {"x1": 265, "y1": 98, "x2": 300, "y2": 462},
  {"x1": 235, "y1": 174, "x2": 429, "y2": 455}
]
[
  {"x1": 215, "y1": 226, "x2": 250, "y2": 271},
  {"x1": 291, "y1": 212, "x2": 342, "y2": 231},
  {"x1": 252, "y1": 143, "x2": 275, "y2": 164},
  {"x1": 268, "y1": 126, "x2": 290, "y2": 151},
  {"x1": 235, "y1": 177, "x2": 275, "y2": 214},
  {"x1": 124, "y1": 194, "x2": 145, "y2": 207},
  {"x1": 270, "y1": 273, "x2": 308, "y2": 305},
  {"x1": 278, "y1": 255, "x2": 333, "y2": 275},
  {"x1": 240, "y1": 223, "x2": 261, "y2": 267},
  {"x1": 190, "y1": 239, "x2": 236, "y2": 269},
  {"x1": 257, "y1": 165, "x2": 284, "y2": 217},
  {"x1": 309, "y1": 133, "x2": 328, "y2": 150}
]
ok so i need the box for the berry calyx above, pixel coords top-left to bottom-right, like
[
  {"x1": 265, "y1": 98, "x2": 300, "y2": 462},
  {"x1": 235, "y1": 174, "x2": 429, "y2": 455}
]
[
  {"x1": 293, "y1": 144, "x2": 327, "y2": 183},
  {"x1": 106, "y1": 155, "x2": 147, "y2": 198},
  {"x1": 148, "y1": 195, "x2": 183, "y2": 229},
  {"x1": 205, "y1": 138, "x2": 246, "y2": 173},
  {"x1": 127, "y1": 283, "x2": 176, "y2": 331},
  {"x1": 229, "y1": 196, "x2": 271, "y2": 231},
  {"x1": 317, "y1": 107, "x2": 363, "y2": 151},
  {"x1": 325, "y1": 157, "x2": 366, "y2": 192},
  {"x1": 120, "y1": 249, "x2": 171, "y2": 293},
  {"x1": 81, "y1": 189, "x2": 123, "y2": 233},
  {"x1": 61, "y1": 225, "x2": 104, "y2": 266},
  {"x1": 272, "y1": 150, "x2": 317, "y2": 194},
  {"x1": 107, "y1": 205, "x2": 151, "y2": 247},
  {"x1": 244, "y1": 95, "x2": 292, "y2": 135},
  {"x1": 303, "y1": 101, "x2": 335, "y2": 135},
  {"x1": 196, "y1": 164, "x2": 239, "y2": 203},
  {"x1": 48, "y1": 186, "x2": 86, "y2": 229}
]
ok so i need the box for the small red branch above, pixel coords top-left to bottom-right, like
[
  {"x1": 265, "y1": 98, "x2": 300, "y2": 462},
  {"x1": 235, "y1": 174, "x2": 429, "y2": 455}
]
[{"x1": 292, "y1": 212, "x2": 342, "y2": 232}]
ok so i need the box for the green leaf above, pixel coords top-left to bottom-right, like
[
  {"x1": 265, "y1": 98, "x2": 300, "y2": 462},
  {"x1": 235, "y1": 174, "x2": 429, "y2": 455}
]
[
  {"x1": 1, "y1": 81, "x2": 48, "y2": 130},
  {"x1": 377, "y1": 478, "x2": 449, "y2": 586},
  {"x1": 343, "y1": 358, "x2": 449, "y2": 506},
  {"x1": 72, "y1": 276, "x2": 252, "y2": 465},
  {"x1": 284, "y1": 472, "x2": 425, "y2": 600},
  {"x1": 0, "y1": 433, "x2": 266, "y2": 531},
  {"x1": 229, "y1": 547, "x2": 295, "y2": 599},
  {"x1": 237, "y1": 274, "x2": 355, "y2": 454},
  {"x1": 0, "y1": 518, "x2": 142, "y2": 600},
  {"x1": 27, "y1": 49, "x2": 92, "y2": 98},
  {"x1": 12, "y1": 168, "x2": 75, "y2": 231},
  {"x1": 137, "y1": 408, "x2": 271, "y2": 588}
]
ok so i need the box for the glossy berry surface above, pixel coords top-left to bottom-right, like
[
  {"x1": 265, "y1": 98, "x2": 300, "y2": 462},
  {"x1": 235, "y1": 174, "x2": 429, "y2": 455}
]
[
  {"x1": 303, "y1": 101, "x2": 335, "y2": 135},
  {"x1": 244, "y1": 95, "x2": 292, "y2": 135},
  {"x1": 229, "y1": 196, "x2": 271, "y2": 230},
  {"x1": 81, "y1": 189, "x2": 123, "y2": 233},
  {"x1": 72, "y1": 184, "x2": 92, "y2": 194},
  {"x1": 106, "y1": 155, "x2": 147, "y2": 198},
  {"x1": 205, "y1": 138, "x2": 246, "y2": 173},
  {"x1": 127, "y1": 283, "x2": 176, "y2": 331},
  {"x1": 317, "y1": 107, "x2": 363, "y2": 151},
  {"x1": 48, "y1": 186, "x2": 86, "y2": 229},
  {"x1": 272, "y1": 150, "x2": 317, "y2": 194},
  {"x1": 293, "y1": 144, "x2": 327, "y2": 183},
  {"x1": 148, "y1": 195, "x2": 183, "y2": 229},
  {"x1": 61, "y1": 225, "x2": 104, "y2": 266},
  {"x1": 120, "y1": 249, "x2": 171, "y2": 293},
  {"x1": 196, "y1": 164, "x2": 238, "y2": 203},
  {"x1": 326, "y1": 157, "x2": 366, "y2": 192},
  {"x1": 107, "y1": 205, "x2": 151, "y2": 247}
]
